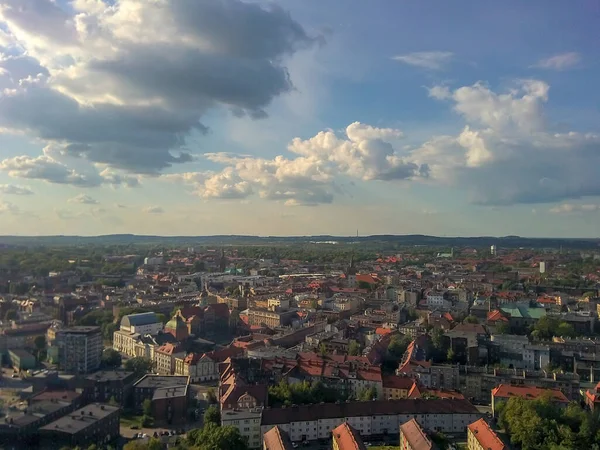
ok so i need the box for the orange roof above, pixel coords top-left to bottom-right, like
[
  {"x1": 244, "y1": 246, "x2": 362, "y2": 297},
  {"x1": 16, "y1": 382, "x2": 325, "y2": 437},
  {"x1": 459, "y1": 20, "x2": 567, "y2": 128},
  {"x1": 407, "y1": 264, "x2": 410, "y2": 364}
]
[
  {"x1": 375, "y1": 327, "x2": 393, "y2": 336},
  {"x1": 263, "y1": 426, "x2": 293, "y2": 450},
  {"x1": 332, "y1": 422, "x2": 366, "y2": 450},
  {"x1": 487, "y1": 310, "x2": 509, "y2": 322},
  {"x1": 467, "y1": 418, "x2": 506, "y2": 450},
  {"x1": 356, "y1": 274, "x2": 380, "y2": 284},
  {"x1": 399, "y1": 418, "x2": 434, "y2": 450},
  {"x1": 382, "y1": 375, "x2": 415, "y2": 391},
  {"x1": 491, "y1": 384, "x2": 569, "y2": 403}
]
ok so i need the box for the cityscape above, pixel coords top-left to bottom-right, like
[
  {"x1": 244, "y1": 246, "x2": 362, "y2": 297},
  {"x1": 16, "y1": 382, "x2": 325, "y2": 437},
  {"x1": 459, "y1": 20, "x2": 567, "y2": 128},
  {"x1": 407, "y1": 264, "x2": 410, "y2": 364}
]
[
  {"x1": 0, "y1": 0, "x2": 599, "y2": 449},
  {"x1": 0, "y1": 238, "x2": 599, "y2": 450}
]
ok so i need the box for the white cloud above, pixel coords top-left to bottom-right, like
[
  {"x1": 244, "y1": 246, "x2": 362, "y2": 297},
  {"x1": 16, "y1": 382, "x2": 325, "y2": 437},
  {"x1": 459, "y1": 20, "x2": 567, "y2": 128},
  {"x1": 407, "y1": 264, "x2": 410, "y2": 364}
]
[
  {"x1": 427, "y1": 85, "x2": 451, "y2": 100},
  {"x1": 533, "y1": 52, "x2": 581, "y2": 70},
  {"x1": 392, "y1": 51, "x2": 453, "y2": 70},
  {"x1": 0, "y1": 155, "x2": 102, "y2": 187},
  {"x1": 143, "y1": 205, "x2": 164, "y2": 214},
  {"x1": 68, "y1": 194, "x2": 99, "y2": 205},
  {"x1": 0, "y1": 200, "x2": 19, "y2": 214},
  {"x1": 549, "y1": 203, "x2": 600, "y2": 214},
  {"x1": 0, "y1": 184, "x2": 33, "y2": 195}
]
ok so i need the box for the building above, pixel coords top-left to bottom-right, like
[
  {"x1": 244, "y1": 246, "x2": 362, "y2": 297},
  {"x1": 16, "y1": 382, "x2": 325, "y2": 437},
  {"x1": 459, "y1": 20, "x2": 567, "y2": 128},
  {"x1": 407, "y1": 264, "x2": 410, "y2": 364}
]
[
  {"x1": 164, "y1": 314, "x2": 189, "y2": 341},
  {"x1": 174, "y1": 352, "x2": 219, "y2": 382},
  {"x1": 222, "y1": 408, "x2": 263, "y2": 449},
  {"x1": 585, "y1": 382, "x2": 600, "y2": 411},
  {"x1": 246, "y1": 308, "x2": 297, "y2": 328},
  {"x1": 120, "y1": 312, "x2": 163, "y2": 335},
  {"x1": 155, "y1": 342, "x2": 185, "y2": 375},
  {"x1": 491, "y1": 384, "x2": 569, "y2": 416},
  {"x1": 260, "y1": 399, "x2": 481, "y2": 442},
  {"x1": 39, "y1": 404, "x2": 119, "y2": 449},
  {"x1": 467, "y1": 418, "x2": 506, "y2": 450},
  {"x1": 56, "y1": 326, "x2": 102, "y2": 374},
  {"x1": 133, "y1": 375, "x2": 189, "y2": 424},
  {"x1": 263, "y1": 426, "x2": 294, "y2": 450},
  {"x1": 9, "y1": 349, "x2": 36, "y2": 371},
  {"x1": 399, "y1": 418, "x2": 436, "y2": 450},
  {"x1": 539, "y1": 262, "x2": 546, "y2": 274},
  {"x1": 84, "y1": 370, "x2": 137, "y2": 405},
  {"x1": 332, "y1": 422, "x2": 366, "y2": 450},
  {"x1": 382, "y1": 375, "x2": 415, "y2": 399}
]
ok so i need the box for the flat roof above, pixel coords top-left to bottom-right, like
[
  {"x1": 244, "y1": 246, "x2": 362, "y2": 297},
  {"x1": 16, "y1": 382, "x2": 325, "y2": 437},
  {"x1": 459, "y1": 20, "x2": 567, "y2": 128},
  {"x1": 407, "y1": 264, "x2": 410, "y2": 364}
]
[
  {"x1": 152, "y1": 385, "x2": 188, "y2": 400},
  {"x1": 134, "y1": 375, "x2": 189, "y2": 390},
  {"x1": 86, "y1": 370, "x2": 135, "y2": 382},
  {"x1": 8, "y1": 349, "x2": 34, "y2": 358},
  {"x1": 40, "y1": 404, "x2": 119, "y2": 435}
]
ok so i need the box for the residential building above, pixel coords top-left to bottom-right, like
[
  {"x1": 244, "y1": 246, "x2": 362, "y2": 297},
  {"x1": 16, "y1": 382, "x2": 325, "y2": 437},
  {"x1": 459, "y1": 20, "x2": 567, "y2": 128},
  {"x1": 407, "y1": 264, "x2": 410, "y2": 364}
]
[
  {"x1": 246, "y1": 308, "x2": 297, "y2": 328},
  {"x1": 491, "y1": 384, "x2": 569, "y2": 416},
  {"x1": 55, "y1": 326, "x2": 102, "y2": 374},
  {"x1": 260, "y1": 399, "x2": 481, "y2": 442},
  {"x1": 584, "y1": 382, "x2": 600, "y2": 411},
  {"x1": 222, "y1": 408, "x2": 263, "y2": 449},
  {"x1": 133, "y1": 375, "x2": 189, "y2": 412},
  {"x1": 120, "y1": 312, "x2": 163, "y2": 335},
  {"x1": 39, "y1": 404, "x2": 119, "y2": 449},
  {"x1": 263, "y1": 426, "x2": 293, "y2": 450},
  {"x1": 332, "y1": 422, "x2": 366, "y2": 450},
  {"x1": 152, "y1": 384, "x2": 189, "y2": 426},
  {"x1": 9, "y1": 349, "x2": 36, "y2": 371},
  {"x1": 382, "y1": 375, "x2": 415, "y2": 399},
  {"x1": 84, "y1": 370, "x2": 137, "y2": 405},
  {"x1": 467, "y1": 418, "x2": 506, "y2": 450},
  {"x1": 399, "y1": 418, "x2": 436, "y2": 450},
  {"x1": 154, "y1": 342, "x2": 185, "y2": 375}
]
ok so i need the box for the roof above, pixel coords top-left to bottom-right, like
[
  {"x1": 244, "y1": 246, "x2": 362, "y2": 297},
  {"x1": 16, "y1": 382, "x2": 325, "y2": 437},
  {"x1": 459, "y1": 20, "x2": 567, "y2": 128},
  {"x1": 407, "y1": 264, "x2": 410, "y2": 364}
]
[
  {"x1": 40, "y1": 404, "x2": 119, "y2": 435},
  {"x1": 491, "y1": 384, "x2": 569, "y2": 403},
  {"x1": 30, "y1": 390, "x2": 82, "y2": 403},
  {"x1": 263, "y1": 426, "x2": 294, "y2": 450},
  {"x1": 467, "y1": 418, "x2": 506, "y2": 450},
  {"x1": 8, "y1": 348, "x2": 35, "y2": 359},
  {"x1": 152, "y1": 385, "x2": 188, "y2": 400},
  {"x1": 400, "y1": 419, "x2": 434, "y2": 450},
  {"x1": 121, "y1": 312, "x2": 159, "y2": 328},
  {"x1": 261, "y1": 399, "x2": 478, "y2": 426},
  {"x1": 134, "y1": 375, "x2": 189, "y2": 390},
  {"x1": 382, "y1": 375, "x2": 415, "y2": 391},
  {"x1": 332, "y1": 422, "x2": 367, "y2": 450},
  {"x1": 85, "y1": 370, "x2": 135, "y2": 382},
  {"x1": 500, "y1": 304, "x2": 546, "y2": 320}
]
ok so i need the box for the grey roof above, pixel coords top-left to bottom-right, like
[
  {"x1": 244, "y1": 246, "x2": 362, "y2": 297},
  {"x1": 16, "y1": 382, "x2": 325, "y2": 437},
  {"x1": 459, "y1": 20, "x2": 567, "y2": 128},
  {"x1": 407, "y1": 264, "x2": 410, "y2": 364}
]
[
  {"x1": 86, "y1": 370, "x2": 135, "y2": 382},
  {"x1": 134, "y1": 375, "x2": 189, "y2": 390},
  {"x1": 40, "y1": 404, "x2": 119, "y2": 435},
  {"x1": 61, "y1": 326, "x2": 101, "y2": 335},
  {"x1": 121, "y1": 312, "x2": 159, "y2": 328},
  {"x1": 152, "y1": 385, "x2": 188, "y2": 400},
  {"x1": 8, "y1": 349, "x2": 35, "y2": 359}
]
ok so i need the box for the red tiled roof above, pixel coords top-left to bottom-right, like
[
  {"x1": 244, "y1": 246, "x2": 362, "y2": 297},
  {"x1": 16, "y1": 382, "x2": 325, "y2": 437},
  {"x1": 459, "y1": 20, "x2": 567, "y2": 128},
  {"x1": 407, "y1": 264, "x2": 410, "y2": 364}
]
[
  {"x1": 491, "y1": 384, "x2": 569, "y2": 403},
  {"x1": 332, "y1": 422, "x2": 366, "y2": 450},
  {"x1": 467, "y1": 418, "x2": 506, "y2": 450},
  {"x1": 263, "y1": 426, "x2": 294, "y2": 450},
  {"x1": 399, "y1": 418, "x2": 434, "y2": 450},
  {"x1": 375, "y1": 327, "x2": 393, "y2": 336},
  {"x1": 382, "y1": 375, "x2": 415, "y2": 391}
]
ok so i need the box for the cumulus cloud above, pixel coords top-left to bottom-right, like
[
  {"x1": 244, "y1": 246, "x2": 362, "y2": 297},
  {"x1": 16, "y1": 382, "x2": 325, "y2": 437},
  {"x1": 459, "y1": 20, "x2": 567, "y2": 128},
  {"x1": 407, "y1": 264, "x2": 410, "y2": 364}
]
[
  {"x1": 143, "y1": 205, "x2": 164, "y2": 214},
  {"x1": 415, "y1": 80, "x2": 600, "y2": 205},
  {"x1": 549, "y1": 203, "x2": 600, "y2": 214},
  {"x1": 533, "y1": 52, "x2": 581, "y2": 70},
  {"x1": 167, "y1": 122, "x2": 427, "y2": 205},
  {"x1": 0, "y1": 0, "x2": 316, "y2": 173},
  {"x1": 68, "y1": 194, "x2": 99, "y2": 205},
  {"x1": 392, "y1": 51, "x2": 453, "y2": 70},
  {"x1": 0, "y1": 184, "x2": 33, "y2": 195},
  {"x1": 0, "y1": 200, "x2": 19, "y2": 214},
  {"x1": 0, "y1": 155, "x2": 102, "y2": 187}
]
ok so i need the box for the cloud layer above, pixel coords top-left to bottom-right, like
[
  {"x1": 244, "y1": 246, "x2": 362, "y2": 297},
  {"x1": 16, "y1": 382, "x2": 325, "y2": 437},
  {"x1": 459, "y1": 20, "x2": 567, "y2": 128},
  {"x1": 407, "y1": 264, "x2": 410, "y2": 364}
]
[{"x1": 0, "y1": 0, "x2": 315, "y2": 177}]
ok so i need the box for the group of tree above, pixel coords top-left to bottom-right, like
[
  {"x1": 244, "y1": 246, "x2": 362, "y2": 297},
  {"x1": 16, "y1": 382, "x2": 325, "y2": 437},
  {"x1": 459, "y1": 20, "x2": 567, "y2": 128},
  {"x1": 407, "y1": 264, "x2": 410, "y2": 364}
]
[
  {"x1": 101, "y1": 348, "x2": 122, "y2": 368},
  {"x1": 125, "y1": 357, "x2": 154, "y2": 378},
  {"x1": 268, "y1": 380, "x2": 346, "y2": 406},
  {"x1": 356, "y1": 386, "x2": 378, "y2": 401},
  {"x1": 531, "y1": 316, "x2": 577, "y2": 340},
  {"x1": 498, "y1": 395, "x2": 600, "y2": 450}
]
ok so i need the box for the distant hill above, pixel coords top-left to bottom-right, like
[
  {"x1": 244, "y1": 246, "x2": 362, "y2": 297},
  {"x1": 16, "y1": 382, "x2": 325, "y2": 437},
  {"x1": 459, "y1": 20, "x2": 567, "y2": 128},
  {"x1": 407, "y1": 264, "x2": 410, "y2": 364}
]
[{"x1": 0, "y1": 234, "x2": 598, "y2": 249}]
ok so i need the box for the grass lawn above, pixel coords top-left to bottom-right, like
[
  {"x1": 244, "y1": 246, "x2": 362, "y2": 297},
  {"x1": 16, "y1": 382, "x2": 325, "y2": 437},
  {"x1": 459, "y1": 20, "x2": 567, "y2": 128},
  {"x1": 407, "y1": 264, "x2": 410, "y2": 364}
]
[{"x1": 120, "y1": 412, "x2": 142, "y2": 428}]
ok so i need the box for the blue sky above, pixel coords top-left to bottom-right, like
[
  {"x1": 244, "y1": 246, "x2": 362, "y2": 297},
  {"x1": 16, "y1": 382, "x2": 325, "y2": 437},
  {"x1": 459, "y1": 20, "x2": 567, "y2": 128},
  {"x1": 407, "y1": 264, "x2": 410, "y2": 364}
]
[{"x1": 0, "y1": 0, "x2": 599, "y2": 237}]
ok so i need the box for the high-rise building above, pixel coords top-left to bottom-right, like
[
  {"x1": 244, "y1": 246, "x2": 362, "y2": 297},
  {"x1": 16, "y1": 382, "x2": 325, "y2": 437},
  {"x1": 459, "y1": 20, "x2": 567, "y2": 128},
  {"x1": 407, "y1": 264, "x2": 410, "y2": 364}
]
[
  {"x1": 490, "y1": 245, "x2": 497, "y2": 256},
  {"x1": 539, "y1": 261, "x2": 546, "y2": 273},
  {"x1": 56, "y1": 326, "x2": 102, "y2": 374}
]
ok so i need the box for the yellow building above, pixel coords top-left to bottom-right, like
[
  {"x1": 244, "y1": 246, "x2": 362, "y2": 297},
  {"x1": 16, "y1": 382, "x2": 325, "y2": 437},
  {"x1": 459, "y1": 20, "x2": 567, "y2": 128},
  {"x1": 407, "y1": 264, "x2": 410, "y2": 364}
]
[{"x1": 467, "y1": 418, "x2": 505, "y2": 450}]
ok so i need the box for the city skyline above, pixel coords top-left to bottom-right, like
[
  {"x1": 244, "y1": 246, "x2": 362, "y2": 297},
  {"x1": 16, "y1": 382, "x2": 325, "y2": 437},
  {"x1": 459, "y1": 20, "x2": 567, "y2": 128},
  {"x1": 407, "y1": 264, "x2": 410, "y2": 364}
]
[{"x1": 0, "y1": 0, "x2": 599, "y2": 237}]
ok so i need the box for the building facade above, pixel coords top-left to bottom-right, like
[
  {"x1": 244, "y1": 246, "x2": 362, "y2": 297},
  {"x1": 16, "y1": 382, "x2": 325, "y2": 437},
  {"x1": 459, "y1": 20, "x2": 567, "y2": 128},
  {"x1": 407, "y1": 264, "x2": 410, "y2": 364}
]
[{"x1": 56, "y1": 326, "x2": 102, "y2": 374}]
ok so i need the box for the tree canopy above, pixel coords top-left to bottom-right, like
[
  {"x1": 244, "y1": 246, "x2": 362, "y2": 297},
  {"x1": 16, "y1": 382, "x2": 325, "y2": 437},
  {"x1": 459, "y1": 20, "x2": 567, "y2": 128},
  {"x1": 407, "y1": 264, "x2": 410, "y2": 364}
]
[{"x1": 125, "y1": 357, "x2": 154, "y2": 377}]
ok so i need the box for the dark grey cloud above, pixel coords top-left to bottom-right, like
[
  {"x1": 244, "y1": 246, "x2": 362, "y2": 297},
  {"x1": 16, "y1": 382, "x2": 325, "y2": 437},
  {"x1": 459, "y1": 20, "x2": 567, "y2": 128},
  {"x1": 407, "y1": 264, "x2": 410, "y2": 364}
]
[{"x1": 0, "y1": 0, "x2": 316, "y2": 175}]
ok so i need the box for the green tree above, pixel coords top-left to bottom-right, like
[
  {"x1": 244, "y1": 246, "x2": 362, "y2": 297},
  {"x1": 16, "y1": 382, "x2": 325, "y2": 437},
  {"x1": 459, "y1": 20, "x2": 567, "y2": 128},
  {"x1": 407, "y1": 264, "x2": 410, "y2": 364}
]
[
  {"x1": 357, "y1": 386, "x2": 378, "y2": 401},
  {"x1": 348, "y1": 340, "x2": 361, "y2": 356},
  {"x1": 101, "y1": 348, "x2": 122, "y2": 368},
  {"x1": 556, "y1": 322, "x2": 576, "y2": 338},
  {"x1": 142, "y1": 398, "x2": 153, "y2": 416},
  {"x1": 187, "y1": 423, "x2": 249, "y2": 450},
  {"x1": 387, "y1": 335, "x2": 412, "y2": 359},
  {"x1": 318, "y1": 343, "x2": 327, "y2": 357},
  {"x1": 495, "y1": 321, "x2": 510, "y2": 334},
  {"x1": 203, "y1": 405, "x2": 221, "y2": 426},
  {"x1": 464, "y1": 315, "x2": 479, "y2": 324},
  {"x1": 446, "y1": 348, "x2": 455, "y2": 363},
  {"x1": 125, "y1": 357, "x2": 154, "y2": 377},
  {"x1": 34, "y1": 335, "x2": 46, "y2": 360},
  {"x1": 156, "y1": 313, "x2": 168, "y2": 324},
  {"x1": 206, "y1": 388, "x2": 217, "y2": 404}
]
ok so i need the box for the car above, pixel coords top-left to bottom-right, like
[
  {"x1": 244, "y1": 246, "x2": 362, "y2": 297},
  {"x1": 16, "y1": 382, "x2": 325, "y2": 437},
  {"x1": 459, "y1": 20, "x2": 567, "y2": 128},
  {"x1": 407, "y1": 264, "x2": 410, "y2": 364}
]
[
  {"x1": 11, "y1": 374, "x2": 18, "y2": 378},
  {"x1": 292, "y1": 443, "x2": 299, "y2": 448}
]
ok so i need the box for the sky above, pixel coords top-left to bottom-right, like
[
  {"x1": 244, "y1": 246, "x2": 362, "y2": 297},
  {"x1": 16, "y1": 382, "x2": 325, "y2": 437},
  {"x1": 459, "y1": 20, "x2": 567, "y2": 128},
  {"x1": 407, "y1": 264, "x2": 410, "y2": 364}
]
[{"x1": 0, "y1": 0, "x2": 599, "y2": 237}]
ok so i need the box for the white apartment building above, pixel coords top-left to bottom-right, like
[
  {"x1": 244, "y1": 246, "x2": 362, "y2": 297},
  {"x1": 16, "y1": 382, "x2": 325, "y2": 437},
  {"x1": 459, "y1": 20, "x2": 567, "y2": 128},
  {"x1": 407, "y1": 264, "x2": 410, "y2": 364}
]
[
  {"x1": 260, "y1": 399, "x2": 480, "y2": 443},
  {"x1": 222, "y1": 409, "x2": 263, "y2": 449},
  {"x1": 120, "y1": 312, "x2": 163, "y2": 335}
]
